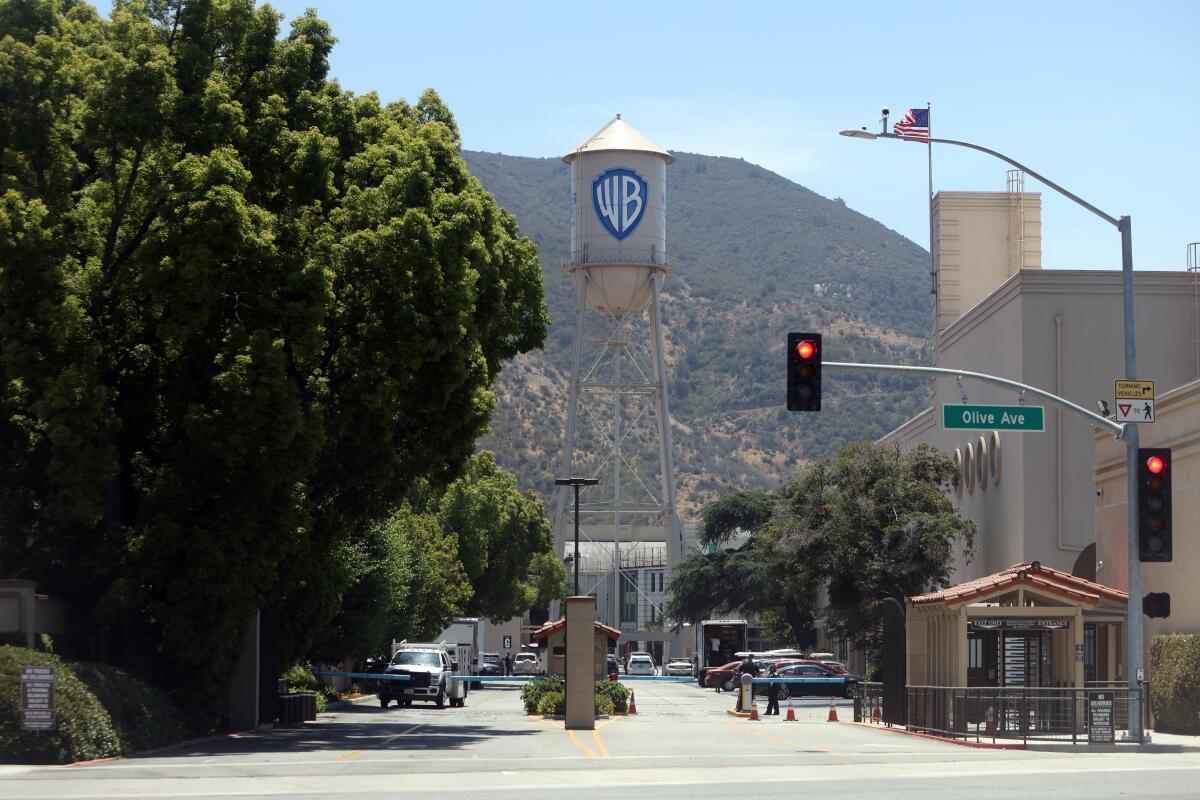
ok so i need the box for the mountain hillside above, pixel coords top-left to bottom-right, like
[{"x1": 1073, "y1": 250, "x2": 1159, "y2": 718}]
[{"x1": 464, "y1": 150, "x2": 932, "y2": 517}]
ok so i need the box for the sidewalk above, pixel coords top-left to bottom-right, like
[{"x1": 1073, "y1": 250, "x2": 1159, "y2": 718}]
[{"x1": 853, "y1": 720, "x2": 1200, "y2": 752}]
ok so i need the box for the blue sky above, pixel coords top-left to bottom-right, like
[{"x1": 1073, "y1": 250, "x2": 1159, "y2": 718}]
[{"x1": 262, "y1": 0, "x2": 1198, "y2": 271}]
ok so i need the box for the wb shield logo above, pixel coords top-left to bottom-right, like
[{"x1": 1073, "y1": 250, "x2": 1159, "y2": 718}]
[{"x1": 593, "y1": 168, "x2": 647, "y2": 241}]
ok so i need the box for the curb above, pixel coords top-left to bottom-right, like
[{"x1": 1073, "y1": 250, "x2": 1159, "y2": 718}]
[
  {"x1": 847, "y1": 721, "x2": 1027, "y2": 750},
  {"x1": 726, "y1": 709, "x2": 752, "y2": 718},
  {"x1": 325, "y1": 693, "x2": 379, "y2": 711}
]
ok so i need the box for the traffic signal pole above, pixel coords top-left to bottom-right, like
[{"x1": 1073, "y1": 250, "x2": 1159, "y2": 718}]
[{"x1": 823, "y1": 362, "x2": 1123, "y2": 435}]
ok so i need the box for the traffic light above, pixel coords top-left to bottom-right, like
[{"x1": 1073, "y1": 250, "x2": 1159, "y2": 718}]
[
  {"x1": 1137, "y1": 447, "x2": 1172, "y2": 562},
  {"x1": 1142, "y1": 592, "x2": 1171, "y2": 619},
  {"x1": 787, "y1": 332, "x2": 822, "y2": 411}
]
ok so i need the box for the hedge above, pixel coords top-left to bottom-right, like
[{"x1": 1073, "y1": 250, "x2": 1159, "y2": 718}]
[
  {"x1": 1, "y1": 646, "x2": 191, "y2": 764},
  {"x1": 1150, "y1": 634, "x2": 1200, "y2": 735},
  {"x1": 521, "y1": 675, "x2": 626, "y2": 716}
]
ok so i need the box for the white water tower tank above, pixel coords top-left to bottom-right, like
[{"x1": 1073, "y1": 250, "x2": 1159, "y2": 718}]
[{"x1": 563, "y1": 115, "x2": 673, "y2": 317}]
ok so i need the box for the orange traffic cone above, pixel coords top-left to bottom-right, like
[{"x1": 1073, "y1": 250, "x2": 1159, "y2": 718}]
[
  {"x1": 785, "y1": 698, "x2": 796, "y2": 722},
  {"x1": 627, "y1": 692, "x2": 637, "y2": 715},
  {"x1": 826, "y1": 696, "x2": 839, "y2": 722},
  {"x1": 748, "y1": 693, "x2": 759, "y2": 721}
]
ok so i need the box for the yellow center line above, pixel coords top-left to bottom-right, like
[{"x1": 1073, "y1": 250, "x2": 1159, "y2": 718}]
[
  {"x1": 335, "y1": 750, "x2": 365, "y2": 762},
  {"x1": 591, "y1": 729, "x2": 611, "y2": 758},
  {"x1": 566, "y1": 729, "x2": 598, "y2": 758}
]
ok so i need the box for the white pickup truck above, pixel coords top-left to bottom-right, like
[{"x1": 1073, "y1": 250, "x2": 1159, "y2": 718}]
[{"x1": 380, "y1": 641, "x2": 469, "y2": 709}]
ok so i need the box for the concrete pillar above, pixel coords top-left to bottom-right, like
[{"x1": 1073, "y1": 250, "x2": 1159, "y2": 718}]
[
  {"x1": 564, "y1": 596, "x2": 595, "y2": 730},
  {"x1": 227, "y1": 611, "x2": 260, "y2": 731}
]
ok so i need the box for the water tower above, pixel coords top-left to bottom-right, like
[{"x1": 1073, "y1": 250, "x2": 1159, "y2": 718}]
[{"x1": 554, "y1": 116, "x2": 682, "y2": 658}]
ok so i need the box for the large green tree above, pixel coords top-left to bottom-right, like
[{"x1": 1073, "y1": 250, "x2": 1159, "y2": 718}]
[
  {"x1": 0, "y1": 0, "x2": 546, "y2": 718},
  {"x1": 435, "y1": 451, "x2": 562, "y2": 622},
  {"x1": 668, "y1": 443, "x2": 973, "y2": 649},
  {"x1": 773, "y1": 442, "x2": 976, "y2": 643}
]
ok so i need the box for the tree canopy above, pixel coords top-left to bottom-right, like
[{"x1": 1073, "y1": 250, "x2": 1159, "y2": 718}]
[
  {"x1": 667, "y1": 442, "x2": 975, "y2": 648},
  {"x1": 0, "y1": 0, "x2": 548, "y2": 719}
]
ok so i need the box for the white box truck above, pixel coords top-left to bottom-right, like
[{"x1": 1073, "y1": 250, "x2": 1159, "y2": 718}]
[{"x1": 437, "y1": 617, "x2": 487, "y2": 688}]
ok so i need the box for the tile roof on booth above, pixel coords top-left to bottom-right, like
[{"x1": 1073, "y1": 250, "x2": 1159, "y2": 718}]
[
  {"x1": 908, "y1": 561, "x2": 1128, "y2": 608},
  {"x1": 530, "y1": 618, "x2": 622, "y2": 642}
]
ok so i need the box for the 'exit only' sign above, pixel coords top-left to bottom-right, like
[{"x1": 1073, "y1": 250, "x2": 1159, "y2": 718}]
[{"x1": 942, "y1": 404, "x2": 1044, "y2": 432}]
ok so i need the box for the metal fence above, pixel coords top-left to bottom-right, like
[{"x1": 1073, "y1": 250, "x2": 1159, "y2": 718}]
[{"x1": 901, "y1": 685, "x2": 1144, "y2": 744}]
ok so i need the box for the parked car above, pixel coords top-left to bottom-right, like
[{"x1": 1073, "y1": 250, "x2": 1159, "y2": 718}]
[
  {"x1": 512, "y1": 651, "x2": 540, "y2": 675},
  {"x1": 664, "y1": 658, "x2": 693, "y2": 677},
  {"x1": 626, "y1": 654, "x2": 657, "y2": 676},
  {"x1": 768, "y1": 661, "x2": 860, "y2": 699},
  {"x1": 477, "y1": 652, "x2": 504, "y2": 683},
  {"x1": 704, "y1": 660, "x2": 755, "y2": 691}
]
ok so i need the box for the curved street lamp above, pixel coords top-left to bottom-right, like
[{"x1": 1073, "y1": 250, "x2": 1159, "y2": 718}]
[{"x1": 841, "y1": 126, "x2": 1145, "y2": 741}]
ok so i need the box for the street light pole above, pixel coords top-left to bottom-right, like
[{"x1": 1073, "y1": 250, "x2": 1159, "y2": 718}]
[
  {"x1": 840, "y1": 128, "x2": 1145, "y2": 740},
  {"x1": 555, "y1": 477, "x2": 600, "y2": 596}
]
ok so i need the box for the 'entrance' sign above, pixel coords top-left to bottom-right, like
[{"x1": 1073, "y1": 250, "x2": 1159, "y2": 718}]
[{"x1": 942, "y1": 404, "x2": 1045, "y2": 432}]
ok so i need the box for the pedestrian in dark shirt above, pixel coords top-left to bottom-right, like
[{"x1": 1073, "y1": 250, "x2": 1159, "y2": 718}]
[
  {"x1": 503, "y1": 651, "x2": 513, "y2": 676},
  {"x1": 765, "y1": 664, "x2": 781, "y2": 716}
]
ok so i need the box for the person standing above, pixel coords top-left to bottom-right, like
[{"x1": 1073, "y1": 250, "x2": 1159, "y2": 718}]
[
  {"x1": 765, "y1": 664, "x2": 781, "y2": 716},
  {"x1": 503, "y1": 651, "x2": 513, "y2": 676}
]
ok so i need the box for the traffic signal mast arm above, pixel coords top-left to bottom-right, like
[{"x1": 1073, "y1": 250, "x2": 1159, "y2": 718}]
[{"x1": 823, "y1": 361, "x2": 1126, "y2": 438}]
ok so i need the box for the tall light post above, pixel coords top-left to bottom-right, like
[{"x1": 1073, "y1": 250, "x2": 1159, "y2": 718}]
[
  {"x1": 840, "y1": 126, "x2": 1145, "y2": 741},
  {"x1": 555, "y1": 477, "x2": 600, "y2": 596}
]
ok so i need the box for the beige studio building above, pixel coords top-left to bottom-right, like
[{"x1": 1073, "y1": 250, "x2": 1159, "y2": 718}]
[{"x1": 878, "y1": 183, "x2": 1199, "y2": 688}]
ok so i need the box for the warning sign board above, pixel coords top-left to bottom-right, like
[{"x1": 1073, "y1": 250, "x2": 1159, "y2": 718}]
[
  {"x1": 1115, "y1": 380, "x2": 1154, "y2": 400},
  {"x1": 1115, "y1": 399, "x2": 1155, "y2": 424},
  {"x1": 20, "y1": 666, "x2": 55, "y2": 731}
]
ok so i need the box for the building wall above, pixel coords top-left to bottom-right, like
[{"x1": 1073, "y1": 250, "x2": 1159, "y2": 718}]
[
  {"x1": 886, "y1": 189, "x2": 1193, "y2": 584},
  {"x1": 1094, "y1": 379, "x2": 1200, "y2": 657},
  {"x1": 933, "y1": 191, "x2": 1041, "y2": 334}
]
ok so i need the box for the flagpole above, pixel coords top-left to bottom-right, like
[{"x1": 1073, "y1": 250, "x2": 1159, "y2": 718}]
[{"x1": 926, "y1": 102, "x2": 935, "y2": 325}]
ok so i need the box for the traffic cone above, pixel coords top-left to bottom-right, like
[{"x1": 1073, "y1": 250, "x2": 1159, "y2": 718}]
[
  {"x1": 785, "y1": 698, "x2": 796, "y2": 722},
  {"x1": 627, "y1": 691, "x2": 637, "y2": 715},
  {"x1": 748, "y1": 693, "x2": 759, "y2": 721},
  {"x1": 826, "y1": 696, "x2": 839, "y2": 722}
]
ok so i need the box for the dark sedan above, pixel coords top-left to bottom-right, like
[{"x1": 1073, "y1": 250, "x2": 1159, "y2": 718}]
[{"x1": 766, "y1": 662, "x2": 860, "y2": 699}]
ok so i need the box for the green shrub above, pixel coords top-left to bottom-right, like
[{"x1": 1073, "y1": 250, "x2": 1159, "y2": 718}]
[
  {"x1": 536, "y1": 691, "x2": 565, "y2": 715},
  {"x1": 1151, "y1": 634, "x2": 1200, "y2": 734},
  {"x1": 0, "y1": 647, "x2": 121, "y2": 764},
  {"x1": 595, "y1": 694, "x2": 614, "y2": 716},
  {"x1": 595, "y1": 679, "x2": 629, "y2": 713},
  {"x1": 521, "y1": 674, "x2": 564, "y2": 714},
  {"x1": 283, "y1": 663, "x2": 330, "y2": 713},
  {"x1": 70, "y1": 662, "x2": 190, "y2": 753}
]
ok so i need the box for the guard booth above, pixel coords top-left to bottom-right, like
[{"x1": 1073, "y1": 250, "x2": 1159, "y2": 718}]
[
  {"x1": 531, "y1": 618, "x2": 621, "y2": 678},
  {"x1": 907, "y1": 561, "x2": 1128, "y2": 689},
  {"x1": 904, "y1": 561, "x2": 1130, "y2": 740}
]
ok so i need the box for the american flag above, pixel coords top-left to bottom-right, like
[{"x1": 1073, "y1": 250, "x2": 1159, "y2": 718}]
[{"x1": 893, "y1": 108, "x2": 930, "y2": 140}]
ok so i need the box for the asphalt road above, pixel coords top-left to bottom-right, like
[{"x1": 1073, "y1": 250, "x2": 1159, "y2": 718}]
[{"x1": 3, "y1": 679, "x2": 1198, "y2": 799}]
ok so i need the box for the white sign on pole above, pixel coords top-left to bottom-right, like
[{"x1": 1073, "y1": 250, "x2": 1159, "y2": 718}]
[{"x1": 1115, "y1": 398, "x2": 1155, "y2": 424}]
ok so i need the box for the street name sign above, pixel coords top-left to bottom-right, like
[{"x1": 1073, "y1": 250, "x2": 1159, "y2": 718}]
[
  {"x1": 942, "y1": 404, "x2": 1044, "y2": 432},
  {"x1": 20, "y1": 666, "x2": 55, "y2": 731}
]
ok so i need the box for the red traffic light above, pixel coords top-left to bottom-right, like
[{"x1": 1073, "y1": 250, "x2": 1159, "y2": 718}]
[
  {"x1": 1146, "y1": 455, "x2": 1166, "y2": 474},
  {"x1": 796, "y1": 340, "x2": 817, "y2": 360}
]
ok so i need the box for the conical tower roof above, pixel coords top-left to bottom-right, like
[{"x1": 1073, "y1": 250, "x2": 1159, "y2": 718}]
[{"x1": 562, "y1": 115, "x2": 674, "y2": 164}]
